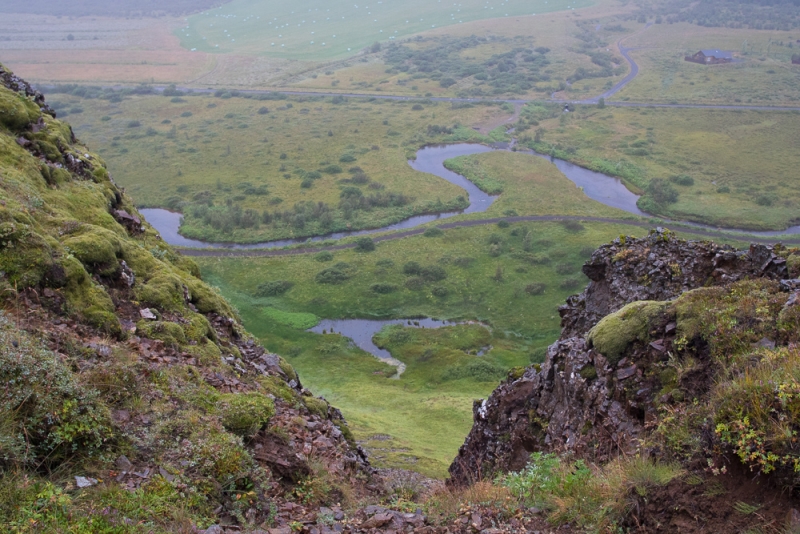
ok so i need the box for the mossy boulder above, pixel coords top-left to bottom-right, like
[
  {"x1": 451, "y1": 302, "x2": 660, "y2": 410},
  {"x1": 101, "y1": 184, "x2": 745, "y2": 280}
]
[
  {"x1": 586, "y1": 300, "x2": 669, "y2": 365},
  {"x1": 258, "y1": 375, "x2": 298, "y2": 403},
  {"x1": 135, "y1": 272, "x2": 186, "y2": 311},
  {"x1": 0, "y1": 90, "x2": 39, "y2": 132},
  {"x1": 302, "y1": 396, "x2": 329, "y2": 418},
  {"x1": 218, "y1": 392, "x2": 275, "y2": 438},
  {"x1": 62, "y1": 225, "x2": 122, "y2": 272},
  {"x1": 137, "y1": 320, "x2": 187, "y2": 346},
  {"x1": 188, "y1": 427, "x2": 253, "y2": 480}
]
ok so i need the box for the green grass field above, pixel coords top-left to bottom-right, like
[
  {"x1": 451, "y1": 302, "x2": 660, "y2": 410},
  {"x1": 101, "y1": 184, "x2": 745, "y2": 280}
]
[
  {"x1": 523, "y1": 105, "x2": 800, "y2": 230},
  {"x1": 180, "y1": 0, "x2": 593, "y2": 60},
  {"x1": 66, "y1": 92, "x2": 513, "y2": 242},
  {"x1": 616, "y1": 23, "x2": 800, "y2": 106}
]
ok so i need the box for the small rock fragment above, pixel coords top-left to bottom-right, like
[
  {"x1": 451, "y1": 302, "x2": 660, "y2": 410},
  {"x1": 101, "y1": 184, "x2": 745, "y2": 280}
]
[
  {"x1": 75, "y1": 476, "x2": 98, "y2": 488},
  {"x1": 139, "y1": 308, "x2": 157, "y2": 320}
]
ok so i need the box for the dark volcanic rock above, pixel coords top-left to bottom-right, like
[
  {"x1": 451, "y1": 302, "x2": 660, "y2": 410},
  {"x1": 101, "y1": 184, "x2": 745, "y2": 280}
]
[{"x1": 449, "y1": 230, "x2": 791, "y2": 485}]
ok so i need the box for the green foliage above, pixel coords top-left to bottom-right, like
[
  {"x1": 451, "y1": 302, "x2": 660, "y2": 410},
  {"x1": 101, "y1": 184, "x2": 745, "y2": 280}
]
[
  {"x1": 423, "y1": 227, "x2": 444, "y2": 237},
  {"x1": 354, "y1": 237, "x2": 376, "y2": 252},
  {"x1": 587, "y1": 301, "x2": 669, "y2": 365},
  {"x1": 315, "y1": 251, "x2": 334, "y2": 262},
  {"x1": 218, "y1": 393, "x2": 275, "y2": 438},
  {"x1": 669, "y1": 174, "x2": 695, "y2": 186},
  {"x1": 0, "y1": 313, "x2": 112, "y2": 467},
  {"x1": 370, "y1": 282, "x2": 398, "y2": 294},
  {"x1": 255, "y1": 280, "x2": 294, "y2": 297}
]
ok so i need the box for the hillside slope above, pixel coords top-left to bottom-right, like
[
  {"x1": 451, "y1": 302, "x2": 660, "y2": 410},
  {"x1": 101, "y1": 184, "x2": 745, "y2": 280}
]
[{"x1": 0, "y1": 64, "x2": 387, "y2": 532}]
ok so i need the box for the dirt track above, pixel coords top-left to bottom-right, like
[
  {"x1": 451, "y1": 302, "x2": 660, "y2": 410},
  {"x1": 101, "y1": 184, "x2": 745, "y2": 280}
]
[{"x1": 176, "y1": 215, "x2": 800, "y2": 258}]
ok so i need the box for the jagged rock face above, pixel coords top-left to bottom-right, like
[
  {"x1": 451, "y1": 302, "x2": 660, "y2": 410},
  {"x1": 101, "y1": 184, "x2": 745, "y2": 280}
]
[{"x1": 449, "y1": 230, "x2": 791, "y2": 485}]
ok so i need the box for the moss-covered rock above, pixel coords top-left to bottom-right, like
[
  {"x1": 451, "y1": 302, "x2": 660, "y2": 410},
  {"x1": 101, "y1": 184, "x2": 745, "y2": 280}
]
[
  {"x1": 587, "y1": 300, "x2": 669, "y2": 365},
  {"x1": 137, "y1": 320, "x2": 187, "y2": 346},
  {"x1": 0, "y1": 90, "x2": 39, "y2": 132},
  {"x1": 302, "y1": 396, "x2": 329, "y2": 418},
  {"x1": 62, "y1": 225, "x2": 122, "y2": 273}
]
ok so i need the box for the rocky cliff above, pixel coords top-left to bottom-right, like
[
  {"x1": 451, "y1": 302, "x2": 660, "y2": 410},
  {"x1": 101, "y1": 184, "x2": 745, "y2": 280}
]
[{"x1": 450, "y1": 229, "x2": 799, "y2": 483}]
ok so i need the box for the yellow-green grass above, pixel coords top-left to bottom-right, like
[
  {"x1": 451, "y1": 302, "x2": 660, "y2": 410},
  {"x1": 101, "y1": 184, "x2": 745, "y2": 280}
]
[
  {"x1": 181, "y1": 0, "x2": 592, "y2": 61},
  {"x1": 616, "y1": 22, "x2": 800, "y2": 106},
  {"x1": 196, "y1": 221, "x2": 654, "y2": 476},
  {"x1": 528, "y1": 105, "x2": 800, "y2": 230},
  {"x1": 68, "y1": 92, "x2": 510, "y2": 242},
  {"x1": 442, "y1": 151, "x2": 635, "y2": 220}
]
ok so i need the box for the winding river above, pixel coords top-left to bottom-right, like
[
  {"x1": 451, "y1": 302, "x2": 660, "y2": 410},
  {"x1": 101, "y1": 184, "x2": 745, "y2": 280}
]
[{"x1": 141, "y1": 142, "x2": 800, "y2": 369}]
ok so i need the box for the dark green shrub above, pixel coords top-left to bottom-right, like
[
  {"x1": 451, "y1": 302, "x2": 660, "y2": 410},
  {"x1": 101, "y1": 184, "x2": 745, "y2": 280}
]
[
  {"x1": 355, "y1": 237, "x2": 375, "y2": 252},
  {"x1": 258, "y1": 106, "x2": 270, "y2": 114},
  {"x1": 717, "y1": 186, "x2": 731, "y2": 194},
  {"x1": 301, "y1": 178, "x2": 314, "y2": 188},
  {"x1": 420, "y1": 265, "x2": 447, "y2": 282},
  {"x1": 180, "y1": 111, "x2": 193, "y2": 118},
  {"x1": 315, "y1": 267, "x2": 350, "y2": 284},
  {"x1": 403, "y1": 261, "x2": 422, "y2": 275},
  {"x1": 315, "y1": 251, "x2": 333, "y2": 262},
  {"x1": 412, "y1": 104, "x2": 424, "y2": 111},
  {"x1": 370, "y1": 283, "x2": 397, "y2": 294},
  {"x1": 376, "y1": 259, "x2": 394, "y2": 268},
  {"x1": 255, "y1": 280, "x2": 294, "y2": 297},
  {"x1": 560, "y1": 220, "x2": 585, "y2": 232},
  {"x1": 339, "y1": 154, "x2": 357, "y2": 163},
  {"x1": 423, "y1": 227, "x2": 444, "y2": 237},
  {"x1": 755, "y1": 194, "x2": 775, "y2": 206},
  {"x1": 646, "y1": 179, "x2": 679, "y2": 205},
  {"x1": 497, "y1": 220, "x2": 510, "y2": 228},
  {"x1": 669, "y1": 174, "x2": 694, "y2": 186},
  {"x1": 127, "y1": 120, "x2": 141, "y2": 128},
  {"x1": 322, "y1": 164, "x2": 343, "y2": 174},
  {"x1": 488, "y1": 233, "x2": 503, "y2": 245},
  {"x1": 431, "y1": 286, "x2": 448, "y2": 297}
]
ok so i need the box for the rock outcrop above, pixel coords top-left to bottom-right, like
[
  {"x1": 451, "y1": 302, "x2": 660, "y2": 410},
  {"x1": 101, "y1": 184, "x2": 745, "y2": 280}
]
[{"x1": 450, "y1": 229, "x2": 795, "y2": 484}]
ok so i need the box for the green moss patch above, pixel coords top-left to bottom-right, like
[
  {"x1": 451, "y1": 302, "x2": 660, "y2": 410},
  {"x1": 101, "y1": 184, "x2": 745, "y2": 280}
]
[{"x1": 587, "y1": 301, "x2": 669, "y2": 365}]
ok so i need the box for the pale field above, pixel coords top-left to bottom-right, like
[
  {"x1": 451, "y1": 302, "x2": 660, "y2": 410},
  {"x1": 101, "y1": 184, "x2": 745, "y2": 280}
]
[
  {"x1": 616, "y1": 22, "x2": 800, "y2": 105},
  {"x1": 0, "y1": 14, "x2": 216, "y2": 84}
]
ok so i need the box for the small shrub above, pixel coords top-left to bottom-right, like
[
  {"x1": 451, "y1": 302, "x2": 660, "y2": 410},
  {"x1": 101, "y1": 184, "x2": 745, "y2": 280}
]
[
  {"x1": 375, "y1": 258, "x2": 394, "y2": 268},
  {"x1": 423, "y1": 227, "x2": 444, "y2": 237},
  {"x1": 717, "y1": 185, "x2": 731, "y2": 194},
  {"x1": 258, "y1": 106, "x2": 270, "y2": 114},
  {"x1": 321, "y1": 164, "x2": 343, "y2": 174},
  {"x1": 127, "y1": 120, "x2": 141, "y2": 128},
  {"x1": 180, "y1": 111, "x2": 193, "y2": 118},
  {"x1": 218, "y1": 393, "x2": 275, "y2": 437},
  {"x1": 370, "y1": 283, "x2": 397, "y2": 294},
  {"x1": 525, "y1": 283, "x2": 546, "y2": 295},
  {"x1": 669, "y1": 174, "x2": 694, "y2": 186},
  {"x1": 355, "y1": 237, "x2": 375, "y2": 252},
  {"x1": 497, "y1": 220, "x2": 510, "y2": 228},
  {"x1": 403, "y1": 261, "x2": 422, "y2": 275},
  {"x1": 755, "y1": 194, "x2": 775, "y2": 206},
  {"x1": 405, "y1": 277, "x2": 425, "y2": 290},
  {"x1": 301, "y1": 178, "x2": 314, "y2": 188},
  {"x1": 339, "y1": 154, "x2": 357, "y2": 163},
  {"x1": 560, "y1": 220, "x2": 585, "y2": 232},
  {"x1": 420, "y1": 265, "x2": 447, "y2": 282},
  {"x1": 431, "y1": 286, "x2": 448, "y2": 297},
  {"x1": 412, "y1": 104, "x2": 424, "y2": 111},
  {"x1": 255, "y1": 280, "x2": 294, "y2": 297},
  {"x1": 315, "y1": 251, "x2": 333, "y2": 262},
  {"x1": 315, "y1": 267, "x2": 350, "y2": 284}
]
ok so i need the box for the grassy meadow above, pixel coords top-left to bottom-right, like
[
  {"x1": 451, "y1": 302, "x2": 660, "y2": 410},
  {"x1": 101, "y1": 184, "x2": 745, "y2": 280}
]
[
  {"x1": 180, "y1": 0, "x2": 593, "y2": 60},
  {"x1": 616, "y1": 22, "x2": 800, "y2": 106},
  {"x1": 523, "y1": 105, "x2": 800, "y2": 230},
  {"x1": 65, "y1": 91, "x2": 516, "y2": 242},
  {"x1": 196, "y1": 220, "x2": 644, "y2": 476}
]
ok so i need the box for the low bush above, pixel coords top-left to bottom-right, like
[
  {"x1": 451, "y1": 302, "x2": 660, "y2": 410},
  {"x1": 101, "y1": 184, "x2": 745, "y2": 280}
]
[
  {"x1": 669, "y1": 174, "x2": 694, "y2": 186},
  {"x1": 218, "y1": 392, "x2": 275, "y2": 438},
  {"x1": 355, "y1": 237, "x2": 375, "y2": 252},
  {"x1": 403, "y1": 261, "x2": 421, "y2": 275},
  {"x1": 525, "y1": 283, "x2": 546, "y2": 295},
  {"x1": 255, "y1": 280, "x2": 294, "y2": 297},
  {"x1": 405, "y1": 277, "x2": 425, "y2": 290},
  {"x1": 370, "y1": 283, "x2": 397, "y2": 294},
  {"x1": 423, "y1": 227, "x2": 444, "y2": 237},
  {"x1": 315, "y1": 251, "x2": 333, "y2": 262}
]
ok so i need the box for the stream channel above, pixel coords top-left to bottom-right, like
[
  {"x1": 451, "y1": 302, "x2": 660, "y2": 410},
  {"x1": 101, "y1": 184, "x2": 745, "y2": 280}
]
[{"x1": 141, "y1": 142, "x2": 800, "y2": 374}]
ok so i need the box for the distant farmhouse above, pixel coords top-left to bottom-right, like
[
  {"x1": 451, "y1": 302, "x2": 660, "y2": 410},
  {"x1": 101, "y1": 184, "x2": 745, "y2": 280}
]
[{"x1": 684, "y1": 49, "x2": 734, "y2": 65}]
